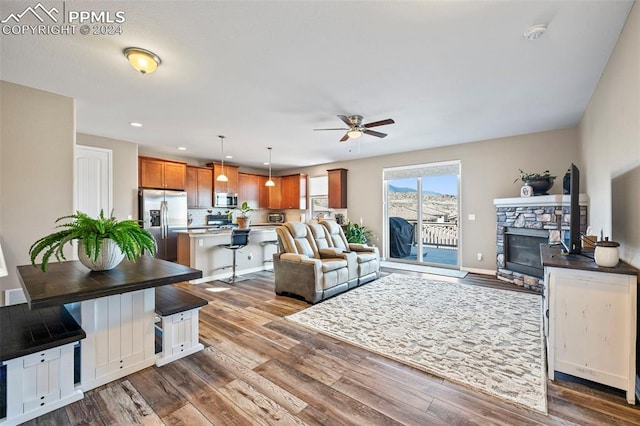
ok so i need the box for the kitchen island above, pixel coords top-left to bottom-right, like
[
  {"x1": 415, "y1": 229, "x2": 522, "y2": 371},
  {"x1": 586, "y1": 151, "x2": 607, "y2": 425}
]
[{"x1": 176, "y1": 227, "x2": 279, "y2": 284}]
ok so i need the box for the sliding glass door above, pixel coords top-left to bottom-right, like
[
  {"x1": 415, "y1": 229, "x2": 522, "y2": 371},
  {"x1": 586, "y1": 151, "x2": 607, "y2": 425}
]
[{"x1": 384, "y1": 161, "x2": 460, "y2": 268}]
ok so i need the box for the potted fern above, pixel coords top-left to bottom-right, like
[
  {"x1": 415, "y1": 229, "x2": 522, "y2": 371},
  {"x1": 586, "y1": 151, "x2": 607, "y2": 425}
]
[{"x1": 29, "y1": 210, "x2": 157, "y2": 272}]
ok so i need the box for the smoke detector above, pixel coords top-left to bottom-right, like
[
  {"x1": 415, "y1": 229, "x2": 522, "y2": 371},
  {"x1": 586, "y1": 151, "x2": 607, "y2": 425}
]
[{"x1": 524, "y1": 24, "x2": 547, "y2": 40}]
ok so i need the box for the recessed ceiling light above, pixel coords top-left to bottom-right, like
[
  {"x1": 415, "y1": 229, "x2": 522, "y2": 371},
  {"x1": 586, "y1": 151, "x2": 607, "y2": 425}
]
[
  {"x1": 263, "y1": 162, "x2": 269, "y2": 165},
  {"x1": 524, "y1": 24, "x2": 547, "y2": 40},
  {"x1": 177, "y1": 147, "x2": 187, "y2": 151},
  {"x1": 129, "y1": 122, "x2": 143, "y2": 127},
  {"x1": 225, "y1": 155, "x2": 233, "y2": 159}
]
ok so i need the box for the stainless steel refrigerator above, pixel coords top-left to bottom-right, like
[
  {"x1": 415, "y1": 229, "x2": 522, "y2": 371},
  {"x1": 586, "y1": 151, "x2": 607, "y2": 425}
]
[{"x1": 138, "y1": 189, "x2": 188, "y2": 261}]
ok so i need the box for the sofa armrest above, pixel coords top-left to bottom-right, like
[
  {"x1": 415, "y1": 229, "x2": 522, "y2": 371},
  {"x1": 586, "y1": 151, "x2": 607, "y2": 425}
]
[
  {"x1": 319, "y1": 247, "x2": 344, "y2": 258},
  {"x1": 349, "y1": 244, "x2": 376, "y2": 253}
]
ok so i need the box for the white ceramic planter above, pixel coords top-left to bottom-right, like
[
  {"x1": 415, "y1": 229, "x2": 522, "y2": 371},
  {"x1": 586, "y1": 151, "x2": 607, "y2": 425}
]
[{"x1": 78, "y1": 239, "x2": 125, "y2": 271}]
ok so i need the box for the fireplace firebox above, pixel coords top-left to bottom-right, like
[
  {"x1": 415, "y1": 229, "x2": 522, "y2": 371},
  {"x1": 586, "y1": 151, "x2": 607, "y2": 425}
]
[{"x1": 504, "y1": 228, "x2": 548, "y2": 278}]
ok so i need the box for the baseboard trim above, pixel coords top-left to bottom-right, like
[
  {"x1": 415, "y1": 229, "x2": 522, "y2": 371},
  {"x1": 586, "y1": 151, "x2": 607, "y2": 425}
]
[{"x1": 460, "y1": 267, "x2": 496, "y2": 276}]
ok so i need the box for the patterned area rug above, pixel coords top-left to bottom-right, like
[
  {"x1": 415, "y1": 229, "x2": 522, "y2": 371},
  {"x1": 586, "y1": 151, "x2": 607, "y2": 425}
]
[{"x1": 287, "y1": 274, "x2": 547, "y2": 414}]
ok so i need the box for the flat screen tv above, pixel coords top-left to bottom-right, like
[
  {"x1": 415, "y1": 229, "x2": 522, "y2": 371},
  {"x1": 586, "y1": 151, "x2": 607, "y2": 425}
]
[{"x1": 567, "y1": 163, "x2": 581, "y2": 254}]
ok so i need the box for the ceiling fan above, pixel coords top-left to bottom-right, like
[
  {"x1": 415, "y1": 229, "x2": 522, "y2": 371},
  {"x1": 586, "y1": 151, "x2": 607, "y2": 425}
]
[{"x1": 314, "y1": 115, "x2": 395, "y2": 142}]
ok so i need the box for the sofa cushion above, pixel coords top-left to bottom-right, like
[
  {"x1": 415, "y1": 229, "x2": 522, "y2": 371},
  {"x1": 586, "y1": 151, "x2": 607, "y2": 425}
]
[{"x1": 320, "y1": 259, "x2": 347, "y2": 272}]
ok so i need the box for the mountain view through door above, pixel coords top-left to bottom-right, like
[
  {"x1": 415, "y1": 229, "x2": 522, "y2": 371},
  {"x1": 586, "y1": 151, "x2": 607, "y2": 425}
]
[{"x1": 385, "y1": 161, "x2": 460, "y2": 268}]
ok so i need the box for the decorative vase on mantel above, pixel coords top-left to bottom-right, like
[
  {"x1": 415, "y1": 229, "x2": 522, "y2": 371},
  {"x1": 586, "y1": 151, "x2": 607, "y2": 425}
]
[
  {"x1": 524, "y1": 178, "x2": 554, "y2": 196},
  {"x1": 78, "y1": 239, "x2": 125, "y2": 271}
]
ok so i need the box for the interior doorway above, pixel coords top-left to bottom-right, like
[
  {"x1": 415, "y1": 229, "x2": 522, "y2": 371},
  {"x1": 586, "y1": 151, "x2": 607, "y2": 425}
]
[{"x1": 384, "y1": 160, "x2": 460, "y2": 268}]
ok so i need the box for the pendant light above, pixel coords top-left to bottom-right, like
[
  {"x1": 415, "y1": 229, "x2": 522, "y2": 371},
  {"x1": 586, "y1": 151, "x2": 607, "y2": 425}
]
[
  {"x1": 216, "y1": 135, "x2": 229, "y2": 182},
  {"x1": 265, "y1": 147, "x2": 275, "y2": 187}
]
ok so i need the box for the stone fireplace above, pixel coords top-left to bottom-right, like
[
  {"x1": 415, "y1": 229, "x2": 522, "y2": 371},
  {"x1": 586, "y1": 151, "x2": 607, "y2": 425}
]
[{"x1": 494, "y1": 194, "x2": 587, "y2": 292}]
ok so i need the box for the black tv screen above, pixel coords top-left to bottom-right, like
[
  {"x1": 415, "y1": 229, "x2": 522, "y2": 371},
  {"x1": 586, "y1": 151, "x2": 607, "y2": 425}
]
[{"x1": 568, "y1": 163, "x2": 581, "y2": 254}]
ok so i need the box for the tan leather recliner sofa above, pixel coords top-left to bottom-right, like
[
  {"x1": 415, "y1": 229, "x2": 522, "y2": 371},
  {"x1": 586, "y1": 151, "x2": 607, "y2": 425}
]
[
  {"x1": 320, "y1": 219, "x2": 380, "y2": 285},
  {"x1": 273, "y1": 222, "x2": 357, "y2": 303}
]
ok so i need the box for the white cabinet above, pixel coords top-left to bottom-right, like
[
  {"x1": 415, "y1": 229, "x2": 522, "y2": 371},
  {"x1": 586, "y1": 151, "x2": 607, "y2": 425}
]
[
  {"x1": 545, "y1": 266, "x2": 637, "y2": 403},
  {"x1": 2, "y1": 343, "x2": 83, "y2": 426},
  {"x1": 78, "y1": 289, "x2": 157, "y2": 391}
]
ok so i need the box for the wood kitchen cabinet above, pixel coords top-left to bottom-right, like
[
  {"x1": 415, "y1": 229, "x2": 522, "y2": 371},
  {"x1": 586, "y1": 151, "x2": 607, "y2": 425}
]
[
  {"x1": 259, "y1": 176, "x2": 282, "y2": 209},
  {"x1": 280, "y1": 174, "x2": 307, "y2": 210},
  {"x1": 541, "y1": 245, "x2": 639, "y2": 404},
  {"x1": 328, "y1": 168, "x2": 348, "y2": 208},
  {"x1": 210, "y1": 163, "x2": 239, "y2": 195},
  {"x1": 139, "y1": 157, "x2": 187, "y2": 190},
  {"x1": 238, "y1": 173, "x2": 261, "y2": 209},
  {"x1": 186, "y1": 166, "x2": 213, "y2": 208}
]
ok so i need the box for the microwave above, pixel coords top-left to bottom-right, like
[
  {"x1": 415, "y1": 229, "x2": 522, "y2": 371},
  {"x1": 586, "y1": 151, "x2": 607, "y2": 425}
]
[
  {"x1": 215, "y1": 193, "x2": 238, "y2": 208},
  {"x1": 267, "y1": 212, "x2": 285, "y2": 224}
]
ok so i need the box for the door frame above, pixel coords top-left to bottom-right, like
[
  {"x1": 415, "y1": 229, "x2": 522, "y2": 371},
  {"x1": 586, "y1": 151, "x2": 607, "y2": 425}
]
[{"x1": 382, "y1": 159, "x2": 462, "y2": 269}]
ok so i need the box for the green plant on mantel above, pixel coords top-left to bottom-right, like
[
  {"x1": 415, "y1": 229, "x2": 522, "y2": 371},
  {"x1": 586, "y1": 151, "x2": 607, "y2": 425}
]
[
  {"x1": 29, "y1": 210, "x2": 156, "y2": 272},
  {"x1": 344, "y1": 222, "x2": 373, "y2": 245},
  {"x1": 514, "y1": 169, "x2": 556, "y2": 184}
]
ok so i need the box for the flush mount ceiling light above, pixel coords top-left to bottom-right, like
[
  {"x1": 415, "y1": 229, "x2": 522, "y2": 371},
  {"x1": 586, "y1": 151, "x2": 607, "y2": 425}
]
[
  {"x1": 123, "y1": 47, "x2": 161, "y2": 74},
  {"x1": 524, "y1": 24, "x2": 547, "y2": 40},
  {"x1": 265, "y1": 147, "x2": 275, "y2": 187},
  {"x1": 216, "y1": 135, "x2": 229, "y2": 182}
]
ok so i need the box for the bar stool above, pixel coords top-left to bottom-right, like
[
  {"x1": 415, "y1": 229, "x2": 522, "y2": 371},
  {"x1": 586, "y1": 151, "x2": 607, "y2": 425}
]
[
  {"x1": 219, "y1": 228, "x2": 251, "y2": 283},
  {"x1": 261, "y1": 239, "x2": 280, "y2": 271}
]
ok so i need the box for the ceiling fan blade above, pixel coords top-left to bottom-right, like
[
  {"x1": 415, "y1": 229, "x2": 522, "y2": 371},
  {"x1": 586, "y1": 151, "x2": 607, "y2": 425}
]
[
  {"x1": 337, "y1": 115, "x2": 352, "y2": 126},
  {"x1": 363, "y1": 129, "x2": 387, "y2": 138},
  {"x1": 364, "y1": 118, "x2": 395, "y2": 128},
  {"x1": 339, "y1": 132, "x2": 350, "y2": 142},
  {"x1": 313, "y1": 127, "x2": 349, "y2": 131}
]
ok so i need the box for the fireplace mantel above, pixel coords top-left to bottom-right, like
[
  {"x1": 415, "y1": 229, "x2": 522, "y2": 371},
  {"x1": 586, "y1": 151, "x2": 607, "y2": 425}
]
[{"x1": 493, "y1": 194, "x2": 588, "y2": 208}]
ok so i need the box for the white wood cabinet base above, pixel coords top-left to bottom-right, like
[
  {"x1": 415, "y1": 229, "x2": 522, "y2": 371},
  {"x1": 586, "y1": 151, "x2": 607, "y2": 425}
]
[
  {"x1": 155, "y1": 308, "x2": 204, "y2": 367},
  {"x1": 546, "y1": 266, "x2": 637, "y2": 404},
  {"x1": 74, "y1": 288, "x2": 158, "y2": 391},
  {"x1": 0, "y1": 343, "x2": 83, "y2": 426}
]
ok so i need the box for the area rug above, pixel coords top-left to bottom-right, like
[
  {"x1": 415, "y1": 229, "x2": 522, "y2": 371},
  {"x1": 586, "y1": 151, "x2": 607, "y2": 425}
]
[{"x1": 286, "y1": 274, "x2": 547, "y2": 414}]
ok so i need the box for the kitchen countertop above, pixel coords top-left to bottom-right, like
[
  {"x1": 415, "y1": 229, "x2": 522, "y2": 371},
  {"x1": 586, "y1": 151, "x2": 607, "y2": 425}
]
[{"x1": 175, "y1": 226, "x2": 277, "y2": 236}]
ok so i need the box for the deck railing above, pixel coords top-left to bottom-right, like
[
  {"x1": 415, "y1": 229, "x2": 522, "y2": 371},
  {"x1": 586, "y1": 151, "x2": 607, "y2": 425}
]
[{"x1": 406, "y1": 221, "x2": 458, "y2": 248}]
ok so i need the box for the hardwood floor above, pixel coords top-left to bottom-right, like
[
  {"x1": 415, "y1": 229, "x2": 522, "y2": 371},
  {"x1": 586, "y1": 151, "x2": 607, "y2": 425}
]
[{"x1": 23, "y1": 269, "x2": 640, "y2": 425}]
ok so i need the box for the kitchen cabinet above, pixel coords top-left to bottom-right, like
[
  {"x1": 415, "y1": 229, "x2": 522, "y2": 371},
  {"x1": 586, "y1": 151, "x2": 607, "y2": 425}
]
[
  {"x1": 280, "y1": 174, "x2": 307, "y2": 210},
  {"x1": 238, "y1": 173, "x2": 261, "y2": 209},
  {"x1": 186, "y1": 166, "x2": 213, "y2": 208},
  {"x1": 541, "y1": 246, "x2": 638, "y2": 404},
  {"x1": 259, "y1": 176, "x2": 282, "y2": 209},
  {"x1": 139, "y1": 157, "x2": 186, "y2": 190},
  {"x1": 328, "y1": 168, "x2": 348, "y2": 208},
  {"x1": 211, "y1": 163, "x2": 239, "y2": 195}
]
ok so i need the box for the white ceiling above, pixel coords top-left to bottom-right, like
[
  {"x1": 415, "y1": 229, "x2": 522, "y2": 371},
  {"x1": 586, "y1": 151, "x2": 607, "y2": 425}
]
[{"x1": 0, "y1": 1, "x2": 633, "y2": 170}]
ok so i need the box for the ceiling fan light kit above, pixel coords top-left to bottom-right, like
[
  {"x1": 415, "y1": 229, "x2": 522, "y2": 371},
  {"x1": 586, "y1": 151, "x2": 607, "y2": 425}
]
[
  {"x1": 123, "y1": 47, "x2": 161, "y2": 74},
  {"x1": 314, "y1": 114, "x2": 395, "y2": 142}
]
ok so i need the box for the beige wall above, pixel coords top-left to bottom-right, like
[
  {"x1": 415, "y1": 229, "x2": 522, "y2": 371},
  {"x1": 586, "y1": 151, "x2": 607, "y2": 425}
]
[
  {"x1": 286, "y1": 127, "x2": 580, "y2": 272},
  {"x1": 580, "y1": 1, "x2": 640, "y2": 268},
  {"x1": 77, "y1": 133, "x2": 138, "y2": 221},
  {"x1": 0, "y1": 81, "x2": 75, "y2": 302}
]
